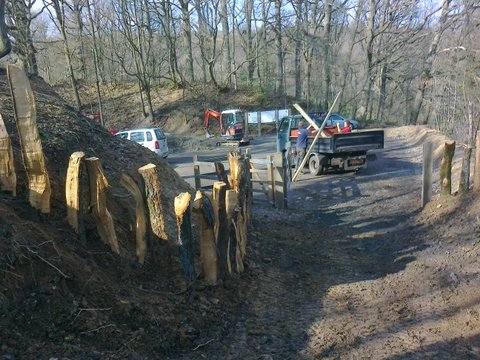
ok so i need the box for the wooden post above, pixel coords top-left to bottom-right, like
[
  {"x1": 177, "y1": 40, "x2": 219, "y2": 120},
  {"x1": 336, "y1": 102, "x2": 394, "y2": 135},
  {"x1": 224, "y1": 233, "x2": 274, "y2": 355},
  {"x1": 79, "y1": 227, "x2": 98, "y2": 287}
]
[
  {"x1": 0, "y1": 114, "x2": 16, "y2": 195},
  {"x1": 459, "y1": 146, "x2": 472, "y2": 194},
  {"x1": 267, "y1": 154, "x2": 275, "y2": 203},
  {"x1": 85, "y1": 157, "x2": 120, "y2": 254},
  {"x1": 175, "y1": 192, "x2": 195, "y2": 281},
  {"x1": 193, "y1": 154, "x2": 201, "y2": 190},
  {"x1": 244, "y1": 148, "x2": 253, "y2": 221},
  {"x1": 440, "y1": 141, "x2": 456, "y2": 196},
  {"x1": 226, "y1": 189, "x2": 238, "y2": 274},
  {"x1": 273, "y1": 152, "x2": 287, "y2": 209},
  {"x1": 473, "y1": 131, "x2": 480, "y2": 192},
  {"x1": 422, "y1": 142, "x2": 433, "y2": 207},
  {"x1": 213, "y1": 182, "x2": 228, "y2": 280},
  {"x1": 66, "y1": 152, "x2": 86, "y2": 242},
  {"x1": 120, "y1": 174, "x2": 148, "y2": 265},
  {"x1": 138, "y1": 163, "x2": 168, "y2": 241},
  {"x1": 215, "y1": 161, "x2": 230, "y2": 189},
  {"x1": 193, "y1": 191, "x2": 218, "y2": 283},
  {"x1": 7, "y1": 64, "x2": 51, "y2": 213},
  {"x1": 257, "y1": 111, "x2": 262, "y2": 137}
]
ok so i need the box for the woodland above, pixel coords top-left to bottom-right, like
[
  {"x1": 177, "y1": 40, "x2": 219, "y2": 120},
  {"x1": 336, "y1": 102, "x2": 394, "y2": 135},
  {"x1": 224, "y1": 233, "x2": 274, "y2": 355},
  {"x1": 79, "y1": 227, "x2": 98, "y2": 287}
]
[{"x1": 2, "y1": 0, "x2": 479, "y2": 144}]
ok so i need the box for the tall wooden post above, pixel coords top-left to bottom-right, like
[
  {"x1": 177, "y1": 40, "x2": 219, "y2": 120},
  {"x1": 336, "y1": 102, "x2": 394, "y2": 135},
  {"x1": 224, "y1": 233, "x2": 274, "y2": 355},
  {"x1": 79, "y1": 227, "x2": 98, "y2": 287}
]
[
  {"x1": 175, "y1": 192, "x2": 195, "y2": 281},
  {"x1": 213, "y1": 181, "x2": 228, "y2": 280},
  {"x1": 422, "y1": 142, "x2": 433, "y2": 207},
  {"x1": 226, "y1": 189, "x2": 238, "y2": 273},
  {"x1": 244, "y1": 148, "x2": 253, "y2": 221},
  {"x1": 193, "y1": 191, "x2": 218, "y2": 283},
  {"x1": 459, "y1": 146, "x2": 472, "y2": 194},
  {"x1": 215, "y1": 161, "x2": 230, "y2": 188},
  {"x1": 440, "y1": 141, "x2": 456, "y2": 196},
  {"x1": 274, "y1": 152, "x2": 287, "y2": 209},
  {"x1": 193, "y1": 154, "x2": 201, "y2": 190},
  {"x1": 473, "y1": 131, "x2": 480, "y2": 191},
  {"x1": 0, "y1": 114, "x2": 16, "y2": 196},
  {"x1": 7, "y1": 64, "x2": 51, "y2": 213},
  {"x1": 86, "y1": 157, "x2": 119, "y2": 254},
  {"x1": 257, "y1": 111, "x2": 262, "y2": 137},
  {"x1": 66, "y1": 152, "x2": 86, "y2": 243},
  {"x1": 138, "y1": 163, "x2": 168, "y2": 241},
  {"x1": 120, "y1": 174, "x2": 148, "y2": 265},
  {"x1": 267, "y1": 154, "x2": 275, "y2": 203}
]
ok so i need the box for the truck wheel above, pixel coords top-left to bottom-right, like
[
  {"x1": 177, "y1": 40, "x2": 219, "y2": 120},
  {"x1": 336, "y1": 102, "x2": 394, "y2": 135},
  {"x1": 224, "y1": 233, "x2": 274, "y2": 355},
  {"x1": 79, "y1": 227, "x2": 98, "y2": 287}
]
[{"x1": 309, "y1": 154, "x2": 326, "y2": 176}]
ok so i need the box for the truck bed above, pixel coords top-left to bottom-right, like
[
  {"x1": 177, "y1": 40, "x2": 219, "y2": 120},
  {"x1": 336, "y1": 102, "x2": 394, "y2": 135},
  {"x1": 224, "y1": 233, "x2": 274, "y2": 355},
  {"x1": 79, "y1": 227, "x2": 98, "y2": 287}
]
[{"x1": 305, "y1": 129, "x2": 384, "y2": 154}]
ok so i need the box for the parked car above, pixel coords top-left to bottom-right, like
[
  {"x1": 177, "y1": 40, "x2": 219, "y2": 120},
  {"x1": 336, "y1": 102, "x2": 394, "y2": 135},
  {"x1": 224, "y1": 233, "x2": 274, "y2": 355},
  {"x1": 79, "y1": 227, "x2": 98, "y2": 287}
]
[
  {"x1": 308, "y1": 113, "x2": 360, "y2": 129},
  {"x1": 115, "y1": 128, "x2": 169, "y2": 158}
]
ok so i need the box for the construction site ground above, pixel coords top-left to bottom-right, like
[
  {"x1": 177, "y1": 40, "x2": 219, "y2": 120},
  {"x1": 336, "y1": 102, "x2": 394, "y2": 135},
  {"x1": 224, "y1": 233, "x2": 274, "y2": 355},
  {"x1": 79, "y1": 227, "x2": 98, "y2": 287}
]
[{"x1": 0, "y1": 74, "x2": 479, "y2": 359}]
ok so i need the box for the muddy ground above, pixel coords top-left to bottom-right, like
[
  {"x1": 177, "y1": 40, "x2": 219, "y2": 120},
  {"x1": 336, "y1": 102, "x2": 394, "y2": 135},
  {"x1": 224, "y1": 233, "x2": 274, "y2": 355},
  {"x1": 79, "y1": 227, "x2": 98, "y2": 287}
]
[{"x1": 1, "y1": 73, "x2": 479, "y2": 359}]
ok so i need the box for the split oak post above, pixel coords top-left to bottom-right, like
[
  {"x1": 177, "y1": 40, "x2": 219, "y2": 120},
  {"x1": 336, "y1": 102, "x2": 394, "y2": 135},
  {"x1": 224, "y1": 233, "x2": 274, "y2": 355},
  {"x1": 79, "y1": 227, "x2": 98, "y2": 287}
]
[
  {"x1": 422, "y1": 142, "x2": 433, "y2": 207},
  {"x1": 85, "y1": 157, "x2": 120, "y2": 254},
  {"x1": 213, "y1": 181, "x2": 229, "y2": 280},
  {"x1": 175, "y1": 192, "x2": 195, "y2": 281},
  {"x1": 66, "y1": 152, "x2": 86, "y2": 243},
  {"x1": 0, "y1": 113, "x2": 16, "y2": 195},
  {"x1": 459, "y1": 146, "x2": 472, "y2": 193},
  {"x1": 193, "y1": 154, "x2": 201, "y2": 190},
  {"x1": 273, "y1": 152, "x2": 287, "y2": 209},
  {"x1": 440, "y1": 141, "x2": 456, "y2": 196},
  {"x1": 267, "y1": 154, "x2": 275, "y2": 203}
]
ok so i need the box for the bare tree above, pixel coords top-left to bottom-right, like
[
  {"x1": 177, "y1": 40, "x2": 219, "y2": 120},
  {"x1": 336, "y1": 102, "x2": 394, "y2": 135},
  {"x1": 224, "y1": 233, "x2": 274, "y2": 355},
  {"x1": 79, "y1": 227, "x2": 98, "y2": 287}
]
[{"x1": 0, "y1": 0, "x2": 11, "y2": 58}]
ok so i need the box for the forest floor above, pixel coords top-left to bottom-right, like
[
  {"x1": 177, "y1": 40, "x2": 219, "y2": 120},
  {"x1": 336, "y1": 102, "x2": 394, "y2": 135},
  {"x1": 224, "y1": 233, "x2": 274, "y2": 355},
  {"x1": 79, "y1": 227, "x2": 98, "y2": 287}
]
[{"x1": 1, "y1": 75, "x2": 479, "y2": 359}]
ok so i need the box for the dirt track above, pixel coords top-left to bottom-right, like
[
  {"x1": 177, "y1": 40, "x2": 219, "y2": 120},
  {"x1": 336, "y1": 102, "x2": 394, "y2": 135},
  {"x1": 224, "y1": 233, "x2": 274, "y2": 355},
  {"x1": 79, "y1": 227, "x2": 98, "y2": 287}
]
[{"x1": 172, "y1": 127, "x2": 480, "y2": 359}]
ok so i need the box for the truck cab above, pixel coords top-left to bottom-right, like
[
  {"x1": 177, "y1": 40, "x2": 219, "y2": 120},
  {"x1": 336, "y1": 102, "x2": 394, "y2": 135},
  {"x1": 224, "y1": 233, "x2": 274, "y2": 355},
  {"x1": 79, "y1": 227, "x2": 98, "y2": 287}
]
[{"x1": 277, "y1": 115, "x2": 384, "y2": 175}]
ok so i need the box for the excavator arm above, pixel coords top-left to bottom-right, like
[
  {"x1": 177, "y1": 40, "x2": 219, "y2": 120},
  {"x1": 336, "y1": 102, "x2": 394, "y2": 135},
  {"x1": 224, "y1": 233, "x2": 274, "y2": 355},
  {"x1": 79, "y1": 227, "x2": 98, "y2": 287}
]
[{"x1": 204, "y1": 108, "x2": 222, "y2": 137}]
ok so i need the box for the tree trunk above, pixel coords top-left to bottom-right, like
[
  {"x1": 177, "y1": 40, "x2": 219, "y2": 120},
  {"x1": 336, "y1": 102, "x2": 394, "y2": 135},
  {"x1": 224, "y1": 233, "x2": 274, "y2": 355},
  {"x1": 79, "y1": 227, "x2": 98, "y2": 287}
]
[
  {"x1": 410, "y1": 0, "x2": 452, "y2": 125},
  {"x1": 85, "y1": 157, "x2": 120, "y2": 254},
  {"x1": 7, "y1": 65, "x2": 51, "y2": 213},
  {"x1": 175, "y1": 192, "x2": 195, "y2": 281},
  {"x1": 274, "y1": 0, "x2": 283, "y2": 95},
  {"x1": 0, "y1": 0, "x2": 11, "y2": 59},
  {"x1": 245, "y1": 0, "x2": 254, "y2": 84},
  {"x1": 473, "y1": 131, "x2": 480, "y2": 192},
  {"x1": 294, "y1": 0, "x2": 303, "y2": 99},
  {"x1": 220, "y1": 0, "x2": 232, "y2": 86},
  {"x1": 322, "y1": 0, "x2": 332, "y2": 110},
  {"x1": 180, "y1": 0, "x2": 194, "y2": 83},
  {"x1": 440, "y1": 141, "x2": 455, "y2": 196}
]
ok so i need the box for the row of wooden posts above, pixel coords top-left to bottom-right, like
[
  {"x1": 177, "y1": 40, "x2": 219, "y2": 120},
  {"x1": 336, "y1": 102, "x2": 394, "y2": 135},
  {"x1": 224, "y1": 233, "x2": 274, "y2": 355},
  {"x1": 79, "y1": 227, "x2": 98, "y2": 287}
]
[
  {"x1": 0, "y1": 65, "x2": 253, "y2": 282},
  {"x1": 422, "y1": 133, "x2": 480, "y2": 207},
  {"x1": 193, "y1": 148, "x2": 288, "y2": 209}
]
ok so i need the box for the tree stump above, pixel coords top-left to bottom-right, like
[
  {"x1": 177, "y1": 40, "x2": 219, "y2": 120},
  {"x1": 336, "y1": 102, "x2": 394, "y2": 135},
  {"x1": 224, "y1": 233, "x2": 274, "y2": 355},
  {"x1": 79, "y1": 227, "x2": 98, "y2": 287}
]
[
  {"x1": 86, "y1": 157, "x2": 119, "y2": 254},
  {"x1": 440, "y1": 141, "x2": 456, "y2": 196},
  {"x1": 0, "y1": 114, "x2": 16, "y2": 195},
  {"x1": 175, "y1": 192, "x2": 195, "y2": 281},
  {"x1": 66, "y1": 152, "x2": 86, "y2": 242},
  {"x1": 138, "y1": 163, "x2": 168, "y2": 241},
  {"x1": 120, "y1": 174, "x2": 148, "y2": 265},
  {"x1": 7, "y1": 64, "x2": 51, "y2": 213},
  {"x1": 193, "y1": 191, "x2": 218, "y2": 283},
  {"x1": 459, "y1": 146, "x2": 472, "y2": 194},
  {"x1": 213, "y1": 181, "x2": 228, "y2": 280}
]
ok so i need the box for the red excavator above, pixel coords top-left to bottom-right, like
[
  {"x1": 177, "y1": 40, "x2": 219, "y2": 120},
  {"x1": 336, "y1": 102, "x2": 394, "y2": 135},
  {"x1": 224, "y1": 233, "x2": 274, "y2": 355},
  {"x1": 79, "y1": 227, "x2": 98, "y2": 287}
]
[{"x1": 203, "y1": 108, "x2": 249, "y2": 146}]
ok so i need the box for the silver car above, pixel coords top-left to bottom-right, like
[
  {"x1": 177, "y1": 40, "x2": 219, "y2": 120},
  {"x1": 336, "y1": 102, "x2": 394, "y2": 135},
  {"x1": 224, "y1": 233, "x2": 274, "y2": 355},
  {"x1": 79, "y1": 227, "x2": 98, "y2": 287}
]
[{"x1": 115, "y1": 128, "x2": 169, "y2": 158}]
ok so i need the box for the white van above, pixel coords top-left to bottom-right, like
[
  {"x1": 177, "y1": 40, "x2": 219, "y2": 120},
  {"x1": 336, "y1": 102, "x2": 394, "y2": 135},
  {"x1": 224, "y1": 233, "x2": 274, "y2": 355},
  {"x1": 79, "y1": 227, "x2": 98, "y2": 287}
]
[{"x1": 115, "y1": 128, "x2": 169, "y2": 158}]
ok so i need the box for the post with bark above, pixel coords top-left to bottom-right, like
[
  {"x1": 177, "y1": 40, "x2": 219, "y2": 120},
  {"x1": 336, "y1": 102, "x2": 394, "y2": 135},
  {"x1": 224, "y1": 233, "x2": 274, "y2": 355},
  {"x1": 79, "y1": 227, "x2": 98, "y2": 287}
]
[
  {"x1": 175, "y1": 192, "x2": 195, "y2": 281},
  {"x1": 7, "y1": 65, "x2": 51, "y2": 213},
  {"x1": 215, "y1": 161, "x2": 230, "y2": 188},
  {"x1": 213, "y1": 181, "x2": 229, "y2": 280},
  {"x1": 226, "y1": 189, "x2": 238, "y2": 273},
  {"x1": 193, "y1": 191, "x2": 218, "y2": 283},
  {"x1": 440, "y1": 141, "x2": 456, "y2": 196},
  {"x1": 267, "y1": 154, "x2": 275, "y2": 203},
  {"x1": 138, "y1": 163, "x2": 168, "y2": 241},
  {"x1": 473, "y1": 131, "x2": 480, "y2": 192},
  {"x1": 244, "y1": 148, "x2": 253, "y2": 221},
  {"x1": 422, "y1": 142, "x2": 433, "y2": 207},
  {"x1": 120, "y1": 174, "x2": 148, "y2": 265},
  {"x1": 66, "y1": 152, "x2": 86, "y2": 243},
  {"x1": 85, "y1": 157, "x2": 120, "y2": 254},
  {"x1": 273, "y1": 152, "x2": 287, "y2": 209},
  {"x1": 193, "y1": 154, "x2": 201, "y2": 190},
  {"x1": 459, "y1": 146, "x2": 472, "y2": 194},
  {"x1": 0, "y1": 114, "x2": 16, "y2": 195}
]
